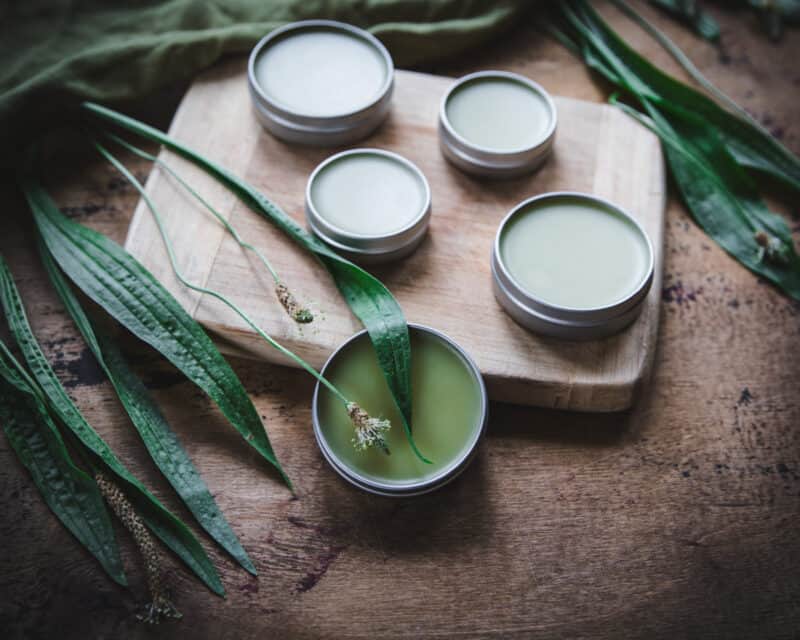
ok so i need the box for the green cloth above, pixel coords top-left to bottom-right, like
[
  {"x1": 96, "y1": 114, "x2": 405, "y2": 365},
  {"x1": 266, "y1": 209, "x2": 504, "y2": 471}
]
[{"x1": 1, "y1": 1, "x2": 532, "y2": 158}]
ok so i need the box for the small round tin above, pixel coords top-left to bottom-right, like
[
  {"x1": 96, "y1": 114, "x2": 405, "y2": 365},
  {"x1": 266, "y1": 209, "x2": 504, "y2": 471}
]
[
  {"x1": 312, "y1": 324, "x2": 489, "y2": 497},
  {"x1": 247, "y1": 20, "x2": 394, "y2": 146},
  {"x1": 305, "y1": 148, "x2": 431, "y2": 263},
  {"x1": 439, "y1": 70, "x2": 557, "y2": 179},
  {"x1": 491, "y1": 192, "x2": 655, "y2": 340}
]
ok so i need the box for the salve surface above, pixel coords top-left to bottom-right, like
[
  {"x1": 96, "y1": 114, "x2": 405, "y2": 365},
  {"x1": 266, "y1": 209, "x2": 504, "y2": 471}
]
[
  {"x1": 318, "y1": 331, "x2": 482, "y2": 485},
  {"x1": 254, "y1": 28, "x2": 387, "y2": 117},
  {"x1": 310, "y1": 153, "x2": 426, "y2": 236},
  {"x1": 446, "y1": 77, "x2": 552, "y2": 152},
  {"x1": 500, "y1": 197, "x2": 650, "y2": 309}
]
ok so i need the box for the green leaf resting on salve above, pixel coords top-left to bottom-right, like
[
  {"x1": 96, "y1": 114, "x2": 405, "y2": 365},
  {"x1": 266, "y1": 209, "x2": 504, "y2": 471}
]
[
  {"x1": 0, "y1": 248, "x2": 224, "y2": 596},
  {"x1": 38, "y1": 240, "x2": 257, "y2": 576},
  {"x1": 21, "y1": 175, "x2": 291, "y2": 485},
  {"x1": 81, "y1": 102, "x2": 429, "y2": 464},
  {"x1": 0, "y1": 336, "x2": 127, "y2": 587}
]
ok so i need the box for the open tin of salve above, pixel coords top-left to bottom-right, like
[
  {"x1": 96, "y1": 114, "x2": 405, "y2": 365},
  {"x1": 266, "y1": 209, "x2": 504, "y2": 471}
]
[
  {"x1": 248, "y1": 20, "x2": 393, "y2": 146},
  {"x1": 492, "y1": 192, "x2": 654, "y2": 340},
  {"x1": 312, "y1": 324, "x2": 488, "y2": 497},
  {"x1": 305, "y1": 148, "x2": 431, "y2": 263},
  {"x1": 439, "y1": 70, "x2": 557, "y2": 178}
]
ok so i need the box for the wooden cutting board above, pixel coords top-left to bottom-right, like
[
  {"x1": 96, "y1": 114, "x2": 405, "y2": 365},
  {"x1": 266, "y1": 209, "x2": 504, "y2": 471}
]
[{"x1": 124, "y1": 59, "x2": 665, "y2": 412}]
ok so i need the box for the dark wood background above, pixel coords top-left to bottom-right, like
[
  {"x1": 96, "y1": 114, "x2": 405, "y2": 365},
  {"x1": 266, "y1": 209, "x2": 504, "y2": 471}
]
[{"x1": 1, "y1": 2, "x2": 799, "y2": 638}]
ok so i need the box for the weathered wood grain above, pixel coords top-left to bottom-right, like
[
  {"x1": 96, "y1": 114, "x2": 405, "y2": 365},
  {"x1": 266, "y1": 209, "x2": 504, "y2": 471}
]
[
  {"x1": 123, "y1": 66, "x2": 665, "y2": 412},
  {"x1": 1, "y1": 2, "x2": 799, "y2": 638}
]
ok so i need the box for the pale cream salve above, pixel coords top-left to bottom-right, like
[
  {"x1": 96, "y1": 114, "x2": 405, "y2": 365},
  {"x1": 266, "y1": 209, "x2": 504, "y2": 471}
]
[
  {"x1": 253, "y1": 27, "x2": 388, "y2": 117},
  {"x1": 247, "y1": 21, "x2": 393, "y2": 145},
  {"x1": 439, "y1": 70, "x2": 557, "y2": 178},
  {"x1": 310, "y1": 151, "x2": 426, "y2": 236},
  {"x1": 492, "y1": 192, "x2": 654, "y2": 340},
  {"x1": 500, "y1": 196, "x2": 650, "y2": 309},
  {"x1": 446, "y1": 76, "x2": 553, "y2": 152},
  {"x1": 305, "y1": 149, "x2": 431, "y2": 262}
]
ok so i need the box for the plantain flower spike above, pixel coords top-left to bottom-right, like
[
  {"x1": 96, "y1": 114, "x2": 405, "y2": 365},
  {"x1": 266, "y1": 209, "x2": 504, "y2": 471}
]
[
  {"x1": 275, "y1": 282, "x2": 313, "y2": 323},
  {"x1": 95, "y1": 471, "x2": 182, "y2": 624},
  {"x1": 347, "y1": 402, "x2": 391, "y2": 454}
]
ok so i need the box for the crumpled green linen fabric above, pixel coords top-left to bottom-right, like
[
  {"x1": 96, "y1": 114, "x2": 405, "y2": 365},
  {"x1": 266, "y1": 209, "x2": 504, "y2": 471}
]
[{"x1": 0, "y1": 0, "x2": 532, "y2": 158}]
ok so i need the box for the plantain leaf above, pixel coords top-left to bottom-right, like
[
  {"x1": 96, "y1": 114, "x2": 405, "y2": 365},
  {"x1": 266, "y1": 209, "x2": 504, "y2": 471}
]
[
  {"x1": 81, "y1": 102, "x2": 429, "y2": 463},
  {"x1": 0, "y1": 336, "x2": 127, "y2": 587},
  {"x1": 22, "y1": 174, "x2": 291, "y2": 485},
  {"x1": 0, "y1": 252, "x2": 224, "y2": 596},
  {"x1": 38, "y1": 239, "x2": 256, "y2": 576}
]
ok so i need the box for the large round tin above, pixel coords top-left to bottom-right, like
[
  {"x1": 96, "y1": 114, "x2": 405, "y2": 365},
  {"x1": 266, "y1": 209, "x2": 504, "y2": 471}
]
[
  {"x1": 305, "y1": 148, "x2": 431, "y2": 264},
  {"x1": 247, "y1": 20, "x2": 394, "y2": 146},
  {"x1": 491, "y1": 192, "x2": 655, "y2": 340},
  {"x1": 312, "y1": 324, "x2": 489, "y2": 497},
  {"x1": 439, "y1": 70, "x2": 557, "y2": 179}
]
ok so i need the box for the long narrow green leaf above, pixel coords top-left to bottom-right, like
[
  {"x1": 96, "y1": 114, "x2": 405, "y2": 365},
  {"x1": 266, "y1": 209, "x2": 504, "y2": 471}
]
[
  {"x1": 0, "y1": 340, "x2": 127, "y2": 587},
  {"x1": 563, "y1": 0, "x2": 800, "y2": 193},
  {"x1": 81, "y1": 102, "x2": 429, "y2": 463},
  {"x1": 38, "y1": 240, "x2": 256, "y2": 576},
  {"x1": 612, "y1": 0, "x2": 760, "y2": 130},
  {"x1": 22, "y1": 175, "x2": 291, "y2": 485},
  {"x1": 0, "y1": 254, "x2": 224, "y2": 596}
]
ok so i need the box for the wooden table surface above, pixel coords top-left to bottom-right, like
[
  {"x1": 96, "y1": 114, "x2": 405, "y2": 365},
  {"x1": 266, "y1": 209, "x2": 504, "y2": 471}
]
[{"x1": 1, "y1": 2, "x2": 798, "y2": 638}]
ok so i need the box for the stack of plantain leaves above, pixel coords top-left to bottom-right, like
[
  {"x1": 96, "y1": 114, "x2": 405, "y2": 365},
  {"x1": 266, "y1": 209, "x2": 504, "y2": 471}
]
[
  {"x1": 2, "y1": 100, "x2": 419, "y2": 620},
  {"x1": 551, "y1": 0, "x2": 800, "y2": 301}
]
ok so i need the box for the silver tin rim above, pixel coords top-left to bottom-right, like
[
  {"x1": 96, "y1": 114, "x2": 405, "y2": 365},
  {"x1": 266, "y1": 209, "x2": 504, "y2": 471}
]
[
  {"x1": 247, "y1": 20, "x2": 394, "y2": 146},
  {"x1": 491, "y1": 192, "x2": 655, "y2": 340},
  {"x1": 312, "y1": 324, "x2": 489, "y2": 497},
  {"x1": 305, "y1": 148, "x2": 432, "y2": 264},
  {"x1": 439, "y1": 70, "x2": 557, "y2": 179}
]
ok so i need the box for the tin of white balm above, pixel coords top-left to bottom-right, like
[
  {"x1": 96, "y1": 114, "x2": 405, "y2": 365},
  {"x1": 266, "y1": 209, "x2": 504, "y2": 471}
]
[
  {"x1": 492, "y1": 192, "x2": 655, "y2": 340},
  {"x1": 439, "y1": 70, "x2": 557, "y2": 179},
  {"x1": 305, "y1": 148, "x2": 431, "y2": 263},
  {"x1": 248, "y1": 20, "x2": 394, "y2": 146}
]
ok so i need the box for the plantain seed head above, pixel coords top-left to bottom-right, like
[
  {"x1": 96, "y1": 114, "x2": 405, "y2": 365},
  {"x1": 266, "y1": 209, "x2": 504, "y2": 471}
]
[
  {"x1": 95, "y1": 471, "x2": 182, "y2": 624},
  {"x1": 275, "y1": 282, "x2": 314, "y2": 323},
  {"x1": 346, "y1": 402, "x2": 391, "y2": 453}
]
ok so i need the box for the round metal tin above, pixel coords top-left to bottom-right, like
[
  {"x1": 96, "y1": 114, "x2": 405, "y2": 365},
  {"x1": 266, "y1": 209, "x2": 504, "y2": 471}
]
[
  {"x1": 305, "y1": 148, "x2": 432, "y2": 264},
  {"x1": 312, "y1": 324, "x2": 489, "y2": 498},
  {"x1": 247, "y1": 20, "x2": 394, "y2": 146},
  {"x1": 439, "y1": 70, "x2": 557, "y2": 179},
  {"x1": 491, "y1": 192, "x2": 655, "y2": 340}
]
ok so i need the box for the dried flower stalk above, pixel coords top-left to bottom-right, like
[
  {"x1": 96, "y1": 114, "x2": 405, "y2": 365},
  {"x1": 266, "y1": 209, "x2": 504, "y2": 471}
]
[
  {"x1": 95, "y1": 470, "x2": 182, "y2": 624},
  {"x1": 275, "y1": 282, "x2": 313, "y2": 323},
  {"x1": 347, "y1": 402, "x2": 391, "y2": 453}
]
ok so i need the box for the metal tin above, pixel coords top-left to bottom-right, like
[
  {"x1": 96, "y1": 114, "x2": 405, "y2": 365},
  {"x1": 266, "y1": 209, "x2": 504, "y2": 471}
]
[
  {"x1": 305, "y1": 148, "x2": 432, "y2": 264},
  {"x1": 491, "y1": 192, "x2": 655, "y2": 340},
  {"x1": 247, "y1": 20, "x2": 394, "y2": 146},
  {"x1": 312, "y1": 324, "x2": 489, "y2": 497},
  {"x1": 439, "y1": 70, "x2": 557, "y2": 179}
]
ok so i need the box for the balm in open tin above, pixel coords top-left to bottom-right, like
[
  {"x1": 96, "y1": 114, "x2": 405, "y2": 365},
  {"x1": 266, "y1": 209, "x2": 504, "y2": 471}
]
[
  {"x1": 491, "y1": 192, "x2": 655, "y2": 340},
  {"x1": 313, "y1": 324, "x2": 488, "y2": 497},
  {"x1": 305, "y1": 148, "x2": 431, "y2": 263},
  {"x1": 439, "y1": 70, "x2": 557, "y2": 179},
  {"x1": 248, "y1": 20, "x2": 394, "y2": 146}
]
